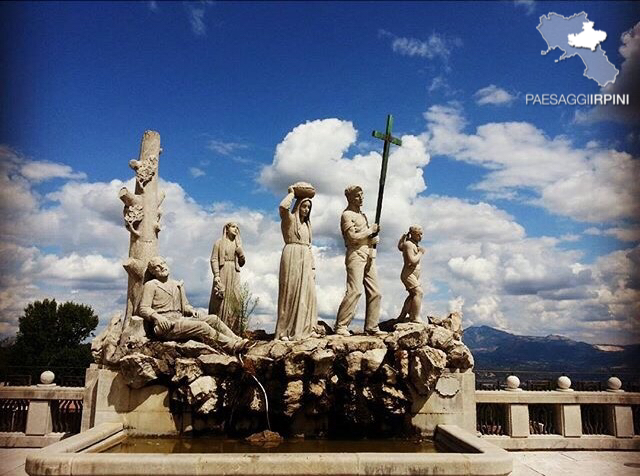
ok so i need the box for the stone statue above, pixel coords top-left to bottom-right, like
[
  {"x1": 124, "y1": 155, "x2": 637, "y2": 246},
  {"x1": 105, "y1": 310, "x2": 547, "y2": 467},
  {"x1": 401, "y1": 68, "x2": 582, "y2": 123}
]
[
  {"x1": 275, "y1": 183, "x2": 318, "y2": 341},
  {"x1": 397, "y1": 225, "x2": 425, "y2": 323},
  {"x1": 116, "y1": 131, "x2": 166, "y2": 356},
  {"x1": 139, "y1": 256, "x2": 252, "y2": 354},
  {"x1": 334, "y1": 185, "x2": 385, "y2": 336},
  {"x1": 208, "y1": 222, "x2": 246, "y2": 333}
]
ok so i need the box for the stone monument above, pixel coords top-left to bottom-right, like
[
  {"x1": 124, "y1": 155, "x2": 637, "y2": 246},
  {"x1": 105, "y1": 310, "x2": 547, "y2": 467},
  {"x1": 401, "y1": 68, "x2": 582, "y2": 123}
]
[{"x1": 86, "y1": 127, "x2": 477, "y2": 439}]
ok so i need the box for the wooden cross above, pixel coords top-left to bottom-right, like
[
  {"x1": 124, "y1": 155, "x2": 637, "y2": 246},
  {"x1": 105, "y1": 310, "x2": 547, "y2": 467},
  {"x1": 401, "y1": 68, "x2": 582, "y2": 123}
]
[{"x1": 372, "y1": 114, "x2": 402, "y2": 226}]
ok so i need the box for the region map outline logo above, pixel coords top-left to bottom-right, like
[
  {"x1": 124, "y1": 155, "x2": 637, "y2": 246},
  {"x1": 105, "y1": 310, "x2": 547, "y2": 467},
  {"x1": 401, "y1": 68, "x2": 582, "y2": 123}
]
[
  {"x1": 536, "y1": 11, "x2": 619, "y2": 87},
  {"x1": 526, "y1": 11, "x2": 629, "y2": 107}
]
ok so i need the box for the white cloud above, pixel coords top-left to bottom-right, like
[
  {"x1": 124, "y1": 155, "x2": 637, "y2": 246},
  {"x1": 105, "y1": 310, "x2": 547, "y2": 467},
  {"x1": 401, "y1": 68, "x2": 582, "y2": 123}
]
[
  {"x1": 207, "y1": 139, "x2": 250, "y2": 156},
  {"x1": 560, "y1": 234, "x2": 581, "y2": 242},
  {"x1": 514, "y1": 0, "x2": 535, "y2": 15},
  {"x1": 20, "y1": 161, "x2": 87, "y2": 182},
  {"x1": 428, "y1": 76, "x2": 447, "y2": 93},
  {"x1": 448, "y1": 255, "x2": 497, "y2": 283},
  {"x1": 538, "y1": 149, "x2": 639, "y2": 222},
  {"x1": 148, "y1": 1, "x2": 158, "y2": 12},
  {"x1": 379, "y1": 29, "x2": 462, "y2": 63},
  {"x1": 468, "y1": 295, "x2": 508, "y2": 329},
  {"x1": 184, "y1": 1, "x2": 213, "y2": 36},
  {"x1": 421, "y1": 103, "x2": 640, "y2": 223},
  {"x1": 607, "y1": 227, "x2": 640, "y2": 242},
  {"x1": 473, "y1": 85, "x2": 517, "y2": 106},
  {"x1": 418, "y1": 195, "x2": 525, "y2": 243},
  {"x1": 584, "y1": 226, "x2": 640, "y2": 242},
  {"x1": 448, "y1": 296, "x2": 464, "y2": 313},
  {"x1": 428, "y1": 76, "x2": 459, "y2": 97},
  {"x1": 584, "y1": 227, "x2": 602, "y2": 236},
  {"x1": 189, "y1": 167, "x2": 206, "y2": 178},
  {"x1": 591, "y1": 247, "x2": 640, "y2": 332}
]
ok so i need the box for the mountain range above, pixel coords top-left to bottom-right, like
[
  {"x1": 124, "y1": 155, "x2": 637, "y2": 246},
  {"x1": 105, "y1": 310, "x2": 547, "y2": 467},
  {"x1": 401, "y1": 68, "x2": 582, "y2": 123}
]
[{"x1": 463, "y1": 326, "x2": 640, "y2": 376}]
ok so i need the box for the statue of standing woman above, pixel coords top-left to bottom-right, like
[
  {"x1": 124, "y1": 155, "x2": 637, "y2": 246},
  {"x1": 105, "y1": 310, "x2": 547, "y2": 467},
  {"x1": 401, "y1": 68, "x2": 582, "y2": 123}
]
[
  {"x1": 275, "y1": 183, "x2": 318, "y2": 341},
  {"x1": 397, "y1": 225, "x2": 425, "y2": 323},
  {"x1": 209, "y1": 222, "x2": 245, "y2": 334}
]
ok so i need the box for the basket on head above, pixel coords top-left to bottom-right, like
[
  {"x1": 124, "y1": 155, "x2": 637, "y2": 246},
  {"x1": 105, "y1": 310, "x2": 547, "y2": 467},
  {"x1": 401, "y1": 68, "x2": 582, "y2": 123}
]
[{"x1": 292, "y1": 182, "x2": 315, "y2": 199}]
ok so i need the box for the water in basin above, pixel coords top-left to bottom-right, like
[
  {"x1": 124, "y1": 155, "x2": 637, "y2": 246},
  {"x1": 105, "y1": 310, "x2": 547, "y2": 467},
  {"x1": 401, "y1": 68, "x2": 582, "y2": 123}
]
[{"x1": 104, "y1": 436, "x2": 445, "y2": 454}]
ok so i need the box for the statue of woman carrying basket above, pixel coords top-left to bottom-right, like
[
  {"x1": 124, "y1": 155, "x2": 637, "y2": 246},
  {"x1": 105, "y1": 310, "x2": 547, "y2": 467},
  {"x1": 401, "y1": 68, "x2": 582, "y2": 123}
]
[{"x1": 275, "y1": 182, "x2": 318, "y2": 341}]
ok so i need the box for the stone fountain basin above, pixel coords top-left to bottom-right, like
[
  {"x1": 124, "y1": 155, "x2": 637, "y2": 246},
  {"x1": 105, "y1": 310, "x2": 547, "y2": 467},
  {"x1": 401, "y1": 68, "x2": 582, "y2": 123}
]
[{"x1": 26, "y1": 423, "x2": 512, "y2": 476}]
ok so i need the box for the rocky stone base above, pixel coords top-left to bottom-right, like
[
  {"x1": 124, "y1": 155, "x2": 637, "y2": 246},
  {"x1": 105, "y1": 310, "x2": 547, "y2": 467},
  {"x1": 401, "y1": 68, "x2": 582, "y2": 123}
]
[{"x1": 109, "y1": 317, "x2": 473, "y2": 438}]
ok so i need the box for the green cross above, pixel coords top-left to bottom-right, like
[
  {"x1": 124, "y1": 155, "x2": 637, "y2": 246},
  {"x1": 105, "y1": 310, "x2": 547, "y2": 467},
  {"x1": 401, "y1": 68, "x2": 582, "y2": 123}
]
[{"x1": 372, "y1": 114, "x2": 402, "y2": 225}]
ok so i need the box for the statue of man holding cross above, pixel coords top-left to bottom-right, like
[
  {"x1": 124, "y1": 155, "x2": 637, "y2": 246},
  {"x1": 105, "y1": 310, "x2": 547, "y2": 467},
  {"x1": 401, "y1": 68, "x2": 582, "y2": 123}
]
[
  {"x1": 334, "y1": 185, "x2": 384, "y2": 336},
  {"x1": 334, "y1": 115, "x2": 402, "y2": 337}
]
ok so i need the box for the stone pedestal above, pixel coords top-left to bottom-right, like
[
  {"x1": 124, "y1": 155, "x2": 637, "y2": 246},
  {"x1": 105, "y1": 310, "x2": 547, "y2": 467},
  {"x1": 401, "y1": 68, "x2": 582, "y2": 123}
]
[
  {"x1": 409, "y1": 370, "x2": 476, "y2": 435},
  {"x1": 83, "y1": 364, "x2": 477, "y2": 438},
  {"x1": 82, "y1": 365, "x2": 188, "y2": 435}
]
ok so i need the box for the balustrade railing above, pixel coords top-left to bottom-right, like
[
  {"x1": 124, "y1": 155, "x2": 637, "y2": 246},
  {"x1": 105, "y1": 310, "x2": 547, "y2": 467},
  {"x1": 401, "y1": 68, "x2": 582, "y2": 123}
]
[
  {"x1": 0, "y1": 371, "x2": 84, "y2": 447},
  {"x1": 2, "y1": 368, "x2": 639, "y2": 450},
  {"x1": 475, "y1": 370, "x2": 639, "y2": 391},
  {"x1": 476, "y1": 373, "x2": 640, "y2": 449},
  {"x1": 0, "y1": 398, "x2": 29, "y2": 432}
]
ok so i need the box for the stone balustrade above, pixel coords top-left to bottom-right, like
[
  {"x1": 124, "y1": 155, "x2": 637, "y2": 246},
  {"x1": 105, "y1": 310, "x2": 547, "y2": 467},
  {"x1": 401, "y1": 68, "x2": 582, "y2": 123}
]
[
  {"x1": 3, "y1": 369, "x2": 640, "y2": 452},
  {"x1": 475, "y1": 375, "x2": 640, "y2": 450},
  {"x1": 0, "y1": 371, "x2": 84, "y2": 448}
]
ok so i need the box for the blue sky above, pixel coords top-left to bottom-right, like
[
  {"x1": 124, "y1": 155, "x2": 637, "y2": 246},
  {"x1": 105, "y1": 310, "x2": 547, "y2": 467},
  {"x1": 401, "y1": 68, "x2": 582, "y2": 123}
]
[{"x1": 1, "y1": 1, "x2": 638, "y2": 345}]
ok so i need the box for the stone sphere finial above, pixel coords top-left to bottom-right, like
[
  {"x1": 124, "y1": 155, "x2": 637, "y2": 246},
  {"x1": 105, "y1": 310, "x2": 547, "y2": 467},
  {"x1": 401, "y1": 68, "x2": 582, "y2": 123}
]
[
  {"x1": 607, "y1": 376, "x2": 623, "y2": 392},
  {"x1": 39, "y1": 370, "x2": 55, "y2": 385},
  {"x1": 505, "y1": 375, "x2": 521, "y2": 391},
  {"x1": 556, "y1": 375, "x2": 573, "y2": 391}
]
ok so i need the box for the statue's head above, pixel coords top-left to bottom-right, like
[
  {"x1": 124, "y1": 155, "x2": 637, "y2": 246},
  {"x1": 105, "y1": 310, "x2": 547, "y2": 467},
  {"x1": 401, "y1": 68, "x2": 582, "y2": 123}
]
[
  {"x1": 344, "y1": 185, "x2": 363, "y2": 207},
  {"x1": 148, "y1": 256, "x2": 170, "y2": 279},
  {"x1": 298, "y1": 198, "x2": 312, "y2": 221},
  {"x1": 224, "y1": 222, "x2": 239, "y2": 239},
  {"x1": 408, "y1": 225, "x2": 423, "y2": 242}
]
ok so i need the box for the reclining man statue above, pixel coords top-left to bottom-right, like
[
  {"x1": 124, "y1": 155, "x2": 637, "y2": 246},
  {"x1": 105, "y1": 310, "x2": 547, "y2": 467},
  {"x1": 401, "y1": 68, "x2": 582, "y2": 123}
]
[{"x1": 139, "y1": 256, "x2": 252, "y2": 354}]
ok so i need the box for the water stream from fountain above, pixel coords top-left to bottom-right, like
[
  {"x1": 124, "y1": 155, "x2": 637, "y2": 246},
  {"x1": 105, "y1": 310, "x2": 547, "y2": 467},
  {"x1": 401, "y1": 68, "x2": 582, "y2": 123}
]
[{"x1": 239, "y1": 354, "x2": 272, "y2": 431}]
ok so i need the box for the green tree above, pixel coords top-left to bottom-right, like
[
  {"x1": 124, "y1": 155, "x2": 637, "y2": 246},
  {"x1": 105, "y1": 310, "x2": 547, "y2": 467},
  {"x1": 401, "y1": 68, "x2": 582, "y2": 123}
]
[
  {"x1": 0, "y1": 336, "x2": 15, "y2": 379},
  {"x1": 9, "y1": 299, "x2": 99, "y2": 375}
]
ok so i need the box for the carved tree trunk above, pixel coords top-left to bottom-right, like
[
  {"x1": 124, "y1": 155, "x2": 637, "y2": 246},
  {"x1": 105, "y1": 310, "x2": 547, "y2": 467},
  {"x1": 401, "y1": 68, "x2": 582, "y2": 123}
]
[{"x1": 119, "y1": 131, "x2": 165, "y2": 333}]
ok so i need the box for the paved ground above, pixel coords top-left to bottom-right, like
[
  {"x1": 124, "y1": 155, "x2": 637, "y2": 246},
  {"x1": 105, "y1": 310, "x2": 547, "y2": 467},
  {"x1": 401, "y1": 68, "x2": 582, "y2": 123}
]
[
  {"x1": 0, "y1": 448, "x2": 38, "y2": 476},
  {"x1": 511, "y1": 450, "x2": 640, "y2": 475},
  {"x1": 2, "y1": 448, "x2": 640, "y2": 475}
]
